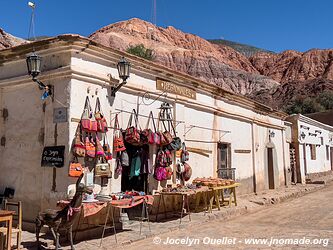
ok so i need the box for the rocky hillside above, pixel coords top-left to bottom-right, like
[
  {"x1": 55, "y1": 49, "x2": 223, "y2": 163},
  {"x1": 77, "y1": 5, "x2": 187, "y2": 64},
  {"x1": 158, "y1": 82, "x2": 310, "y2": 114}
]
[
  {"x1": 0, "y1": 28, "x2": 26, "y2": 49},
  {"x1": 249, "y1": 50, "x2": 333, "y2": 108},
  {"x1": 89, "y1": 18, "x2": 333, "y2": 111},
  {"x1": 89, "y1": 18, "x2": 280, "y2": 96}
]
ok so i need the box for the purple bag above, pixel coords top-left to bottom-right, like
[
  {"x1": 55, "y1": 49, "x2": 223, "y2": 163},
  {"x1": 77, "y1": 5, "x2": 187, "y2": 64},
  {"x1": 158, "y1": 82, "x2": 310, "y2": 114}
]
[{"x1": 154, "y1": 167, "x2": 167, "y2": 181}]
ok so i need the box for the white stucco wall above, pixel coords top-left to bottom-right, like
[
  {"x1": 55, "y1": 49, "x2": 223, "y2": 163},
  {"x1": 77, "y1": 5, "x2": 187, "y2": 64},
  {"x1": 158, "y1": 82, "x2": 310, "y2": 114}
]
[{"x1": 0, "y1": 38, "x2": 292, "y2": 222}]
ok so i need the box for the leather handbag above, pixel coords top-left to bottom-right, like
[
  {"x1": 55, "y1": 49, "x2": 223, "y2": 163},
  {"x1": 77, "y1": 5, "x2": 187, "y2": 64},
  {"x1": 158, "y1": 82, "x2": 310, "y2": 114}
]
[
  {"x1": 69, "y1": 157, "x2": 84, "y2": 177},
  {"x1": 95, "y1": 97, "x2": 108, "y2": 133},
  {"x1": 113, "y1": 114, "x2": 126, "y2": 152},
  {"x1": 125, "y1": 109, "x2": 141, "y2": 145},
  {"x1": 95, "y1": 157, "x2": 112, "y2": 177},
  {"x1": 85, "y1": 134, "x2": 96, "y2": 158},
  {"x1": 73, "y1": 123, "x2": 86, "y2": 157},
  {"x1": 81, "y1": 96, "x2": 97, "y2": 132}
]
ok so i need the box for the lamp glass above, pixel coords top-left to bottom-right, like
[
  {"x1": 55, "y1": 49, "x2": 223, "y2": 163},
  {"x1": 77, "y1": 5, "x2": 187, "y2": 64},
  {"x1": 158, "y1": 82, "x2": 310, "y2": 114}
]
[
  {"x1": 26, "y1": 53, "x2": 41, "y2": 78},
  {"x1": 117, "y1": 57, "x2": 131, "y2": 81}
]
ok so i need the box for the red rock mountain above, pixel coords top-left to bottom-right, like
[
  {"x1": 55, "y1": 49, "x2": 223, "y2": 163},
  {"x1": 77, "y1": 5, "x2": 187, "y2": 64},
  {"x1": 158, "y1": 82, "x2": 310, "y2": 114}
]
[
  {"x1": 250, "y1": 50, "x2": 333, "y2": 107},
  {"x1": 90, "y1": 18, "x2": 333, "y2": 109},
  {"x1": 89, "y1": 18, "x2": 279, "y2": 96},
  {"x1": 0, "y1": 28, "x2": 26, "y2": 49},
  {"x1": 1, "y1": 19, "x2": 332, "y2": 110}
]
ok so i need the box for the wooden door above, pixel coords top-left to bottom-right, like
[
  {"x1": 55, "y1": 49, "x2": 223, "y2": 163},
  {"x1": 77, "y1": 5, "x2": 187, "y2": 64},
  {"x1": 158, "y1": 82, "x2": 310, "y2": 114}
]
[
  {"x1": 267, "y1": 148, "x2": 275, "y2": 189},
  {"x1": 217, "y1": 143, "x2": 230, "y2": 178}
]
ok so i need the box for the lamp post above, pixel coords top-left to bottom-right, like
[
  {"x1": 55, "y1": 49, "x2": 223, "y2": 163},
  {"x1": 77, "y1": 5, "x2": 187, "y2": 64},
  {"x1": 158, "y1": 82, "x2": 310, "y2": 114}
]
[
  {"x1": 111, "y1": 57, "x2": 131, "y2": 97},
  {"x1": 26, "y1": 52, "x2": 52, "y2": 98}
]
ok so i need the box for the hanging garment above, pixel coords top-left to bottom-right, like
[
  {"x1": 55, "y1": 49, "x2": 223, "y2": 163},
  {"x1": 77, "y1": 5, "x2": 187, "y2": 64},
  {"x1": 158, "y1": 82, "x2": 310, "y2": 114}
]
[{"x1": 129, "y1": 153, "x2": 141, "y2": 179}]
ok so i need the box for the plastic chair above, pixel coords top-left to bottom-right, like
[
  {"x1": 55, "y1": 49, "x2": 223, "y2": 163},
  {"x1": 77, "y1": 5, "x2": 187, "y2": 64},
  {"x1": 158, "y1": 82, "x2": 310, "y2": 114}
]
[{"x1": 0, "y1": 200, "x2": 22, "y2": 249}]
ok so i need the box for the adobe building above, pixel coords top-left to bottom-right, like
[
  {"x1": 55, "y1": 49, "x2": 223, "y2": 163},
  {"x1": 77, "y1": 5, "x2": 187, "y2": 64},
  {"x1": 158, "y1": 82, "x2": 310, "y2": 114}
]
[
  {"x1": 0, "y1": 35, "x2": 291, "y2": 223},
  {"x1": 286, "y1": 114, "x2": 333, "y2": 183}
]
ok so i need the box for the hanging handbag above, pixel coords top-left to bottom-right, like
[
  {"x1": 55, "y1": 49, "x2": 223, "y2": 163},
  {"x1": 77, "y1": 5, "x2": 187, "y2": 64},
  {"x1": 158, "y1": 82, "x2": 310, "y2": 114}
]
[
  {"x1": 73, "y1": 123, "x2": 86, "y2": 157},
  {"x1": 113, "y1": 114, "x2": 126, "y2": 152},
  {"x1": 142, "y1": 111, "x2": 156, "y2": 145},
  {"x1": 165, "y1": 166, "x2": 173, "y2": 180},
  {"x1": 81, "y1": 96, "x2": 97, "y2": 132},
  {"x1": 85, "y1": 134, "x2": 96, "y2": 158},
  {"x1": 168, "y1": 137, "x2": 182, "y2": 151},
  {"x1": 115, "y1": 156, "x2": 122, "y2": 175},
  {"x1": 95, "y1": 157, "x2": 112, "y2": 177},
  {"x1": 182, "y1": 162, "x2": 192, "y2": 181},
  {"x1": 167, "y1": 112, "x2": 182, "y2": 151},
  {"x1": 69, "y1": 157, "x2": 84, "y2": 177},
  {"x1": 95, "y1": 97, "x2": 108, "y2": 133},
  {"x1": 181, "y1": 142, "x2": 189, "y2": 162},
  {"x1": 125, "y1": 109, "x2": 141, "y2": 145},
  {"x1": 96, "y1": 136, "x2": 105, "y2": 157},
  {"x1": 154, "y1": 166, "x2": 167, "y2": 181},
  {"x1": 120, "y1": 150, "x2": 130, "y2": 167},
  {"x1": 103, "y1": 136, "x2": 112, "y2": 160}
]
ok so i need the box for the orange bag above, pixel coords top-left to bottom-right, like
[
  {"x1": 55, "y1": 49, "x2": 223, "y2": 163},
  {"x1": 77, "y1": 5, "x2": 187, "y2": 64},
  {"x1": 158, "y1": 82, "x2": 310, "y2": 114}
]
[{"x1": 69, "y1": 157, "x2": 83, "y2": 177}]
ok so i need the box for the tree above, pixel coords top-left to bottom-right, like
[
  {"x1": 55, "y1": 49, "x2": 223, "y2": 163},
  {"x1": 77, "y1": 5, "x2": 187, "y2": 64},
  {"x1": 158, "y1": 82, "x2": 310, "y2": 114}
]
[
  {"x1": 316, "y1": 91, "x2": 333, "y2": 110},
  {"x1": 126, "y1": 44, "x2": 155, "y2": 61}
]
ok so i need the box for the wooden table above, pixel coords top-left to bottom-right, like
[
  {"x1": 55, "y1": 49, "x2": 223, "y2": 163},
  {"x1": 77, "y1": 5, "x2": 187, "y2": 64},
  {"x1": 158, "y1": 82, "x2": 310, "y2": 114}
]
[
  {"x1": 155, "y1": 191, "x2": 193, "y2": 225},
  {"x1": 0, "y1": 210, "x2": 15, "y2": 250},
  {"x1": 208, "y1": 183, "x2": 240, "y2": 212}
]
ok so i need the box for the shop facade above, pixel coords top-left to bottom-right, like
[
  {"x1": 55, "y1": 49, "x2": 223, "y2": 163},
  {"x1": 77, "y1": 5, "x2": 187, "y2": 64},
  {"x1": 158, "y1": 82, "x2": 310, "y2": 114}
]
[
  {"x1": 287, "y1": 114, "x2": 333, "y2": 183},
  {"x1": 0, "y1": 35, "x2": 290, "y2": 223}
]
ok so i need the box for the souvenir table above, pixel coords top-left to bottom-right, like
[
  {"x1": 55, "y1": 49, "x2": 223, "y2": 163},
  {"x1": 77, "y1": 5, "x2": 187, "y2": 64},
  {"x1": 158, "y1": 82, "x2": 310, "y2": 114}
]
[
  {"x1": 155, "y1": 186, "x2": 209, "y2": 224},
  {"x1": 0, "y1": 210, "x2": 15, "y2": 250},
  {"x1": 58, "y1": 194, "x2": 154, "y2": 245}
]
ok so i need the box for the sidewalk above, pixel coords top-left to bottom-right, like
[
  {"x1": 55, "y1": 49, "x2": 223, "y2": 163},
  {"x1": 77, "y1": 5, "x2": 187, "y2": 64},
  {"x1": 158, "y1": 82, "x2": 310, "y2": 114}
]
[{"x1": 20, "y1": 173, "x2": 333, "y2": 249}]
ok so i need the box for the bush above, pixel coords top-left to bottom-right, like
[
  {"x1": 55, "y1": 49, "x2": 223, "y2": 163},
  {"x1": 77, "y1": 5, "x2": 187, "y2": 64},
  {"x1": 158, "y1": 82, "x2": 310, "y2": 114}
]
[
  {"x1": 284, "y1": 91, "x2": 333, "y2": 115},
  {"x1": 126, "y1": 44, "x2": 155, "y2": 61}
]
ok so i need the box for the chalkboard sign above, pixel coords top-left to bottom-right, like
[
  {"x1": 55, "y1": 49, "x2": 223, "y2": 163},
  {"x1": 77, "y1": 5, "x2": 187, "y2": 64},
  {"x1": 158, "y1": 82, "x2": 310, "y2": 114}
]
[{"x1": 41, "y1": 146, "x2": 65, "y2": 168}]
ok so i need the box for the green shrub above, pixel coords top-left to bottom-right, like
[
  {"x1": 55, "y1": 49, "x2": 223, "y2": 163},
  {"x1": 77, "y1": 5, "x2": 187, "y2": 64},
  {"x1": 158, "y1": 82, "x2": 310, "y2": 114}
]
[{"x1": 126, "y1": 44, "x2": 155, "y2": 61}]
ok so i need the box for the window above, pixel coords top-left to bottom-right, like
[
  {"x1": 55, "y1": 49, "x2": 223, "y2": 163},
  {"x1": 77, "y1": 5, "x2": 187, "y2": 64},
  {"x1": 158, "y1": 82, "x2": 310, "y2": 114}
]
[
  {"x1": 327, "y1": 145, "x2": 330, "y2": 161},
  {"x1": 310, "y1": 144, "x2": 316, "y2": 160}
]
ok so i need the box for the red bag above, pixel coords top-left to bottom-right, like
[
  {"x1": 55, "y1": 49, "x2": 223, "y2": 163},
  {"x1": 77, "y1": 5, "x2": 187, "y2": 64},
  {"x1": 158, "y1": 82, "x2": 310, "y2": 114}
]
[
  {"x1": 154, "y1": 167, "x2": 167, "y2": 181},
  {"x1": 113, "y1": 114, "x2": 126, "y2": 152},
  {"x1": 125, "y1": 109, "x2": 141, "y2": 145},
  {"x1": 73, "y1": 123, "x2": 85, "y2": 157},
  {"x1": 85, "y1": 134, "x2": 96, "y2": 158},
  {"x1": 95, "y1": 97, "x2": 108, "y2": 133},
  {"x1": 81, "y1": 97, "x2": 97, "y2": 132}
]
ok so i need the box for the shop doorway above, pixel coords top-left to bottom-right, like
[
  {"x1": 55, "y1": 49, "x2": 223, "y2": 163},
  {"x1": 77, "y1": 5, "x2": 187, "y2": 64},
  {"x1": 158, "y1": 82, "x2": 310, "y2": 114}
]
[
  {"x1": 217, "y1": 143, "x2": 232, "y2": 178},
  {"x1": 330, "y1": 147, "x2": 333, "y2": 171},
  {"x1": 267, "y1": 148, "x2": 275, "y2": 189}
]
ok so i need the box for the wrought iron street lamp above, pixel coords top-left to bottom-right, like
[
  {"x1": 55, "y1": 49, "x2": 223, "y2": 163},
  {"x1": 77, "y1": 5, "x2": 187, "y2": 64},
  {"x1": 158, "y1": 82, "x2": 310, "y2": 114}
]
[
  {"x1": 111, "y1": 57, "x2": 131, "y2": 97},
  {"x1": 26, "y1": 52, "x2": 52, "y2": 98}
]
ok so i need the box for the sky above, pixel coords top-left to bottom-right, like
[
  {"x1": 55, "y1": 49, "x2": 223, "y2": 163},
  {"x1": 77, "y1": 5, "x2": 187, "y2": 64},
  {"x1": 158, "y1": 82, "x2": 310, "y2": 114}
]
[{"x1": 0, "y1": 0, "x2": 332, "y2": 53}]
